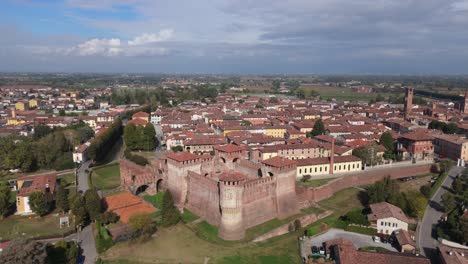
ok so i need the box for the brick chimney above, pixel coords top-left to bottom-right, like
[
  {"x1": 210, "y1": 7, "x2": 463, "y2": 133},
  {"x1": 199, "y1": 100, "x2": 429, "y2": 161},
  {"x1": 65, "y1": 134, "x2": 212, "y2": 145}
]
[{"x1": 330, "y1": 138, "x2": 335, "y2": 174}]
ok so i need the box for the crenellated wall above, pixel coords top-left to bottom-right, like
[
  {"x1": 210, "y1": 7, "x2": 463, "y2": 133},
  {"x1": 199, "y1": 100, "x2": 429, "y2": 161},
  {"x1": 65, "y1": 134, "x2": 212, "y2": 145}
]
[
  {"x1": 242, "y1": 177, "x2": 277, "y2": 229},
  {"x1": 120, "y1": 159, "x2": 158, "y2": 194},
  {"x1": 185, "y1": 171, "x2": 221, "y2": 226}
]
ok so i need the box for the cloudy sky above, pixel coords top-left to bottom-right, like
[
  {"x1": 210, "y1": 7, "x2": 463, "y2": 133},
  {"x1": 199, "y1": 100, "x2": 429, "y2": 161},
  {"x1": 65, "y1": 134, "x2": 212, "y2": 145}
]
[{"x1": 1, "y1": 0, "x2": 468, "y2": 74}]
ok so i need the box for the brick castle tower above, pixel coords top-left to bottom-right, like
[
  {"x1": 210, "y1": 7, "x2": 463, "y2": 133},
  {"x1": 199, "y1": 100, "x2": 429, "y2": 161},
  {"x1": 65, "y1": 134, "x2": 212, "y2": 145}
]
[
  {"x1": 404, "y1": 87, "x2": 414, "y2": 120},
  {"x1": 219, "y1": 172, "x2": 246, "y2": 240}
]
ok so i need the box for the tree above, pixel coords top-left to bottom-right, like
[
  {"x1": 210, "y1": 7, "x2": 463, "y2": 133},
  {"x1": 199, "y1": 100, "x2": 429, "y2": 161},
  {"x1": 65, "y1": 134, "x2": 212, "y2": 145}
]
[
  {"x1": 124, "y1": 123, "x2": 138, "y2": 151},
  {"x1": 56, "y1": 183, "x2": 69, "y2": 214},
  {"x1": 77, "y1": 126, "x2": 95, "y2": 143},
  {"x1": 440, "y1": 159, "x2": 454, "y2": 173},
  {"x1": 29, "y1": 191, "x2": 48, "y2": 216},
  {"x1": 0, "y1": 184, "x2": 13, "y2": 219},
  {"x1": 0, "y1": 239, "x2": 47, "y2": 264},
  {"x1": 269, "y1": 97, "x2": 279, "y2": 103},
  {"x1": 420, "y1": 185, "x2": 431, "y2": 199},
  {"x1": 443, "y1": 123, "x2": 458, "y2": 134},
  {"x1": 171, "y1": 145, "x2": 183, "y2": 152},
  {"x1": 452, "y1": 178, "x2": 465, "y2": 195},
  {"x1": 405, "y1": 191, "x2": 427, "y2": 219},
  {"x1": 98, "y1": 211, "x2": 120, "y2": 225},
  {"x1": 84, "y1": 189, "x2": 102, "y2": 221},
  {"x1": 33, "y1": 125, "x2": 52, "y2": 140},
  {"x1": 142, "y1": 123, "x2": 157, "y2": 151},
  {"x1": 71, "y1": 194, "x2": 88, "y2": 226},
  {"x1": 59, "y1": 109, "x2": 66, "y2": 116},
  {"x1": 128, "y1": 213, "x2": 157, "y2": 241},
  {"x1": 309, "y1": 119, "x2": 325, "y2": 137},
  {"x1": 441, "y1": 192, "x2": 457, "y2": 213},
  {"x1": 161, "y1": 191, "x2": 181, "y2": 227},
  {"x1": 380, "y1": 131, "x2": 394, "y2": 152},
  {"x1": 48, "y1": 240, "x2": 81, "y2": 264},
  {"x1": 352, "y1": 145, "x2": 382, "y2": 166},
  {"x1": 294, "y1": 219, "x2": 302, "y2": 231}
]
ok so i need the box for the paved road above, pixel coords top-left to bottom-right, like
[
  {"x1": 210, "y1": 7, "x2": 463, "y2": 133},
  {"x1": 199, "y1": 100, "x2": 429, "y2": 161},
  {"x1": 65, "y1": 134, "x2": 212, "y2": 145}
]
[
  {"x1": 77, "y1": 160, "x2": 93, "y2": 193},
  {"x1": 300, "y1": 228, "x2": 396, "y2": 258},
  {"x1": 76, "y1": 160, "x2": 98, "y2": 264},
  {"x1": 417, "y1": 166, "x2": 464, "y2": 263}
]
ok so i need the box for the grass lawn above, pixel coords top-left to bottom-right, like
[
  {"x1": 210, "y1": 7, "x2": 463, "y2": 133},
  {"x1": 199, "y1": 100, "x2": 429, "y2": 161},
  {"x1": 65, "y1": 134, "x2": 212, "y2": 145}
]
[
  {"x1": 0, "y1": 214, "x2": 75, "y2": 240},
  {"x1": 91, "y1": 162, "x2": 121, "y2": 191},
  {"x1": 181, "y1": 209, "x2": 199, "y2": 223},
  {"x1": 142, "y1": 192, "x2": 164, "y2": 209},
  {"x1": 298, "y1": 178, "x2": 335, "y2": 187},
  {"x1": 58, "y1": 172, "x2": 76, "y2": 187},
  {"x1": 306, "y1": 188, "x2": 365, "y2": 236},
  {"x1": 101, "y1": 224, "x2": 301, "y2": 264}
]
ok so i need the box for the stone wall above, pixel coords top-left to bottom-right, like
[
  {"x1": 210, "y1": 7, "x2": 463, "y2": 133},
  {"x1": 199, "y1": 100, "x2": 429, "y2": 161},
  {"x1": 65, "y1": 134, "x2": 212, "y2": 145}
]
[
  {"x1": 298, "y1": 164, "x2": 432, "y2": 204},
  {"x1": 119, "y1": 159, "x2": 157, "y2": 193}
]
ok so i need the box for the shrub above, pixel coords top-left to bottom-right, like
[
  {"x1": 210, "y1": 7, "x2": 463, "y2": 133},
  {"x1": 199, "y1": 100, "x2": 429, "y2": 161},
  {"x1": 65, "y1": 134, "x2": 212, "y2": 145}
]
[
  {"x1": 420, "y1": 184, "x2": 431, "y2": 199},
  {"x1": 95, "y1": 221, "x2": 114, "y2": 253},
  {"x1": 342, "y1": 209, "x2": 370, "y2": 226}
]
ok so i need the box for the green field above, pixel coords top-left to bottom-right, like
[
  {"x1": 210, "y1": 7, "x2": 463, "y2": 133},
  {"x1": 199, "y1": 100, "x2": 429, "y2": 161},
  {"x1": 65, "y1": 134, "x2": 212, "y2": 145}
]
[
  {"x1": 0, "y1": 214, "x2": 75, "y2": 240},
  {"x1": 298, "y1": 178, "x2": 335, "y2": 187},
  {"x1": 91, "y1": 162, "x2": 121, "y2": 191},
  {"x1": 142, "y1": 192, "x2": 164, "y2": 209},
  {"x1": 101, "y1": 224, "x2": 300, "y2": 264},
  {"x1": 58, "y1": 172, "x2": 76, "y2": 187}
]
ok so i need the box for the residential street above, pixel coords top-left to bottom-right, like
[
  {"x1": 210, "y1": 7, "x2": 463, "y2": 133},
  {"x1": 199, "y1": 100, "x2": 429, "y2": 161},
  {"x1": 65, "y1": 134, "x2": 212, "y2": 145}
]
[
  {"x1": 417, "y1": 166, "x2": 464, "y2": 263},
  {"x1": 76, "y1": 159, "x2": 98, "y2": 264}
]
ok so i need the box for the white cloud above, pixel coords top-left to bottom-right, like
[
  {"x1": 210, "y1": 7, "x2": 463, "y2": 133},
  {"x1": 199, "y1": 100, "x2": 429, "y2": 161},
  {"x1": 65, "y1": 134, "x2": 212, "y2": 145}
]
[
  {"x1": 67, "y1": 38, "x2": 122, "y2": 56},
  {"x1": 128, "y1": 29, "x2": 174, "y2": 46},
  {"x1": 451, "y1": 0, "x2": 468, "y2": 11}
]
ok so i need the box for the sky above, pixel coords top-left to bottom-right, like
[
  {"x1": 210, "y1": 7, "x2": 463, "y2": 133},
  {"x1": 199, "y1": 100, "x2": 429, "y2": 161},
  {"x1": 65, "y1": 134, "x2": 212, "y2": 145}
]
[{"x1": 1, "y1": 0, "x2": 468, "y2": 74}]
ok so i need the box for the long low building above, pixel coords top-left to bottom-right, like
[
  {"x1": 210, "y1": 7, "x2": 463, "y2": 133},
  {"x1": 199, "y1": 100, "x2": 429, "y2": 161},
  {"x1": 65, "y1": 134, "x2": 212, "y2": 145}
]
[
  {"x1": 432, "y1": 133, "x2": 468, "y2": 162},
  {"x1": 296, "y1": 155, "x2": 362, "y2": 179}
]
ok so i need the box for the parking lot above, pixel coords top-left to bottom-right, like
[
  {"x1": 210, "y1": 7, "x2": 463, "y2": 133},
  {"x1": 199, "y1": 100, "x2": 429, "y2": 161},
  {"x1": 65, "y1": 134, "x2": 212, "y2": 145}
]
[{"x1": 300, "y1": 228, "x2": 397, "y2": 259}]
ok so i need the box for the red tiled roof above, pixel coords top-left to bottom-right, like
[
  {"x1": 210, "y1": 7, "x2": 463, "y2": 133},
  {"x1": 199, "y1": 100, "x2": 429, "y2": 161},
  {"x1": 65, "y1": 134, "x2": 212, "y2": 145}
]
[
  {"x1": 219, "y1": 171, "x2": 247, "y2": 182},
  {"x1": 104, "y1": 192, "x2": 156, "y2": 223},
  {"x1": 132, "y1": 111, "x2": 149, "y2": 118},
  {"x1": 262, "y1": 156, "x2": 296, "y2": 168},
  {"x1": 166, "y1": 151, "x2": 200, "y2": 162},
  {"x1": 368, "y1": 202, "x2": 411, "y2": 223},
  {"x1": 17, "y1": 173, "x2": 57, "y2": 197},
  {"x1": 214, "y1": 144, "x2": 246, "y2": 153},
  {"x1": 128, "y1": 118, "x2": 148, "y2": 126}
]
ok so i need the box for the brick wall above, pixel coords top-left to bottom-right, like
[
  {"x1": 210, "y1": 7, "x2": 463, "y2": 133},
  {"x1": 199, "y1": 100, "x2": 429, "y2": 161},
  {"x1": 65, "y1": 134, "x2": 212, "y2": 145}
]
[{"x1": 299, "y1": 164, "x2": 432, "y2": 203}]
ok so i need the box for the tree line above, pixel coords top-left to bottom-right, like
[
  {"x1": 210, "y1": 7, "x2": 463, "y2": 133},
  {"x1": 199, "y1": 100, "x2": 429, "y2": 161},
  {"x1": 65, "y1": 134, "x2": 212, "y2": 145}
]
[
  {"x1": 88, "y1": 118, "x2": 123, "y2": 162},
  {"x1": 124, "y1": 123, "x2": 158, "y2": 151}
]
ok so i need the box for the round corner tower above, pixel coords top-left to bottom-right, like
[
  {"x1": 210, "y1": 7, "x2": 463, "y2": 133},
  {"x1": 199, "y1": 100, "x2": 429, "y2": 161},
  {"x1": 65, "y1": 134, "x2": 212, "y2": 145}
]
[{"x1": 218, "y1": 171, "x2": 246, "y2": 240}]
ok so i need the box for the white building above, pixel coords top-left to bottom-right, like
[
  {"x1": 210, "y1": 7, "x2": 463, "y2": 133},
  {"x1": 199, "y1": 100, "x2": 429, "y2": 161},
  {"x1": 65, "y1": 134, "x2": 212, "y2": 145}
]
[{"x1": 368, "y1": 202, "x2": 412, "y2": 235}]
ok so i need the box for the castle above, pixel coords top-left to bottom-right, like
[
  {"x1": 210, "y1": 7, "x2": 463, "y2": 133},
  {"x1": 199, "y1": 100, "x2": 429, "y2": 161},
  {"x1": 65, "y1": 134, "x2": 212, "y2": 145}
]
[{"x1": 120, "y1": 144, "x2": 301, "y2": 240}]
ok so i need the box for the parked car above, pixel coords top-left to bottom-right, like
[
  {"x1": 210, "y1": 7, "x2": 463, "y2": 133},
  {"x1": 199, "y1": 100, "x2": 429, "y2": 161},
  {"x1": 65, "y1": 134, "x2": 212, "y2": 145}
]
[
  {"x1": 381, "y1": 237, "x2": 389, "y2": 244},
  {"x1": 373, "y1": 236, "x2": 381, "y2": 243},
  {"x1": 319, "y1": 246, "x2": 325, "y2": 255},
  {"x1": 311, "y1": 246, "x2": 319, "y2": 254}
]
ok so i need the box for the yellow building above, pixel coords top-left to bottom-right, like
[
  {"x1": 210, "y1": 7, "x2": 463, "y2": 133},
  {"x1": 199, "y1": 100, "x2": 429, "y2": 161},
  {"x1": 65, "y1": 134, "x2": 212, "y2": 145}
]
[
  {"x1": 15, "y1": 102, "x2": 25, "y2": 111},
  {"x1": 28, "y1": 99, "x2": 38, "y2": 108},
  {"x1": 265, "y1": 126, "x2": 287, "y2": 138},
  {"x1": 296, "y1": 155, "x2": 362, "y2": 179},
  {"x1": 16, "y1": 173, "x2": 56, "y2": 215},
  {"x1": 433, "y1": 134, "x2": 468, "y2": 162},
  {"x1": 7, "y1": 118, "x2": 25, "y2": 125}
]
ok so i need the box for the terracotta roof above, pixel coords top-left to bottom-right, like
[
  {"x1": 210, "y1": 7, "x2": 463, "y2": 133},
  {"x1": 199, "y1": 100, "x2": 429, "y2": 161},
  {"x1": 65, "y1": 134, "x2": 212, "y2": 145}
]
[
  {"x1": 368, "y1": 202, "x2": 411, "y2": 223},
  {"x1": 262, "y1": 156, "x2": 296, "y2": 168},
  {"x1": 127, "y1": 118, "x2": 148, "y2": 126},
  {"x1": 219, "y1": 170, "x2": 247, "y2": 182},
  {"x1": 400, "y1": 132, "x2": 433, "y2": 141},
  {"x1": 214, "y1": 144, "x2": 246, "y2": 153},
  {"x1": 17, "y1": 173, "x2": 57, "y2": 197},
  {"x1": 329, "y1": 238, "x2": 430, "y2": 264},
  {"x1": 438, "y1": 244, "x2": 468, "y2": 264},
  {"x1": 395, "y1": 229, "x2": 415, "y2": 247},
  {"x1": 132, "y1": 111, "x2": 149, "y2": 118},
  {"x1": 166, "y1": 151, "x2": 200, "y2": 162},
  {"x1": 104, "y1": 192, "x2": 156, "y2": 223}
]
